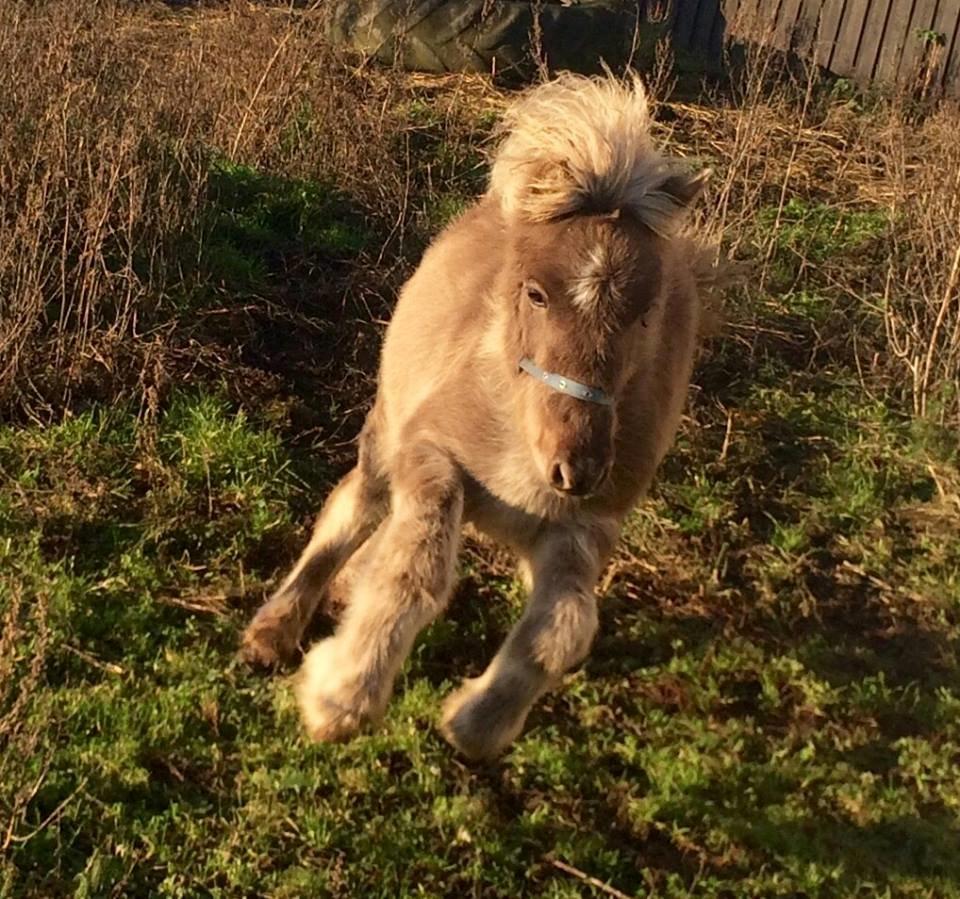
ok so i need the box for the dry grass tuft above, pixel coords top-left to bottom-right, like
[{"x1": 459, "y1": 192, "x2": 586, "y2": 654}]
[
  {"x1": 1, "y1": 1, "x2": 957, "y2": 428},
  {"x1": 0, "y1": 583, "x2": 51, "y2": 852},
  {"x1": 660, "y1": 31, "x2": 960, "y2": 425},
  {"x1": 875, "y1": 104, "x2": 960, "y2": 422},
  {"x1": 0, "y1": 1, "x2": 489, "y2": 418}
]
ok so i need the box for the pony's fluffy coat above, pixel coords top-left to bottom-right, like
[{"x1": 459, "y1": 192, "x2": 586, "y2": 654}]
[{"x1": 241, "y1": 73, "x2": 716, "y2": 761}]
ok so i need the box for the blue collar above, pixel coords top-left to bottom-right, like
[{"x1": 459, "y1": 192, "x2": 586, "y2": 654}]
[{"x1": 518, "y1": 357, "x2": 613, "y2": 406}]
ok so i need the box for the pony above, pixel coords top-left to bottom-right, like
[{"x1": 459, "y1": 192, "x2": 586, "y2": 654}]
[{"x1": 241, "y1": 73, "x2": 714, "y2": 759}]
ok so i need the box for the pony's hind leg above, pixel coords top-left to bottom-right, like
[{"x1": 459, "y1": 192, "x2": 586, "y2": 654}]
[
  {"x1": 241, "y1": 425, "x2": 387, "y2": 668},
  {"x1": 296, "y1": 441, "x2": 463, "y2": 742},
  {"x1": 441, "y1": 523, "x2": 615, "y2": 760}
]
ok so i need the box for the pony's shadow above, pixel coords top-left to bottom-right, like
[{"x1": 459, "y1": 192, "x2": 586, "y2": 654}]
[{"x1": 450, "y1": 577, "x2": 959, "y2": 891}]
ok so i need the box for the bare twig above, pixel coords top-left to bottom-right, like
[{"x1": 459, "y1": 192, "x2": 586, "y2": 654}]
[
  {"x1": 719, "y1": 409, "x2": 734, "y2": 462},
  {"x1": 3, "y1": 777, "x2": 88, "y2": 850},
  {"x1": 62, "y1": 643, "x2": 125, "y2": 676},
  {"x1": 547, "y1": 856, "x2": 635, "y2": 899}
]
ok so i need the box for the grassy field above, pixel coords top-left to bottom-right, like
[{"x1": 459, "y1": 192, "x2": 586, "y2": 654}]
[{"x1": 2, "y1": 3, "x2": 959, "y2": 897}]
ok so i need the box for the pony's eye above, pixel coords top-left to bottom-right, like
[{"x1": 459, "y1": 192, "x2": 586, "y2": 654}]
[{"x1": 526, "y1": 284, "x2": 548, "y2": 308}]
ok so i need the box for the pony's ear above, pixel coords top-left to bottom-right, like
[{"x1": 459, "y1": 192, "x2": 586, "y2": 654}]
[
  {"x1": 627, "y1": 166, "x2": 711, "y2": 236},
  {"x1": 658, "y1": 167, "x2": 712, "y2": 208}
]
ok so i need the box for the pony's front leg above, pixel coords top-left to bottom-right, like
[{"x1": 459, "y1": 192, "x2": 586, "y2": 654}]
[
  {"x1": 241, "y1": 419, "x2": 388, "y2": 667},
  {"x1": 442, "y1": 524, "x2": 615, "y2": 760},
  {"x1": 296, "y1": 442, "x2": 463, "y2": 742}
]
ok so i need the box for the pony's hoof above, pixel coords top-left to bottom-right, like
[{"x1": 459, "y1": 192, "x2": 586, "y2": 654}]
[
  {"x1": 440, "y1": 679, "x2": 527, "y2": 761},
  {"x1": 239, "y1": 618, "x2": 300, "y2": 669},
  {"x1": 298, "y1": 693, "x2": 365, "y2": 743},
  {"x1": 294, "y1": 639, "x2": 380, "y2": 743}
]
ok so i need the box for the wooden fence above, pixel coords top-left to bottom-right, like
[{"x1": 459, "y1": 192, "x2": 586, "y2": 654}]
[{"x1": 670, "y1": 0, "x2": 960, "y2": 95}]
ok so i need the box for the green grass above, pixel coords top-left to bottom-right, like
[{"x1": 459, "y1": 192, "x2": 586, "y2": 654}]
[
  {"x1": 201, "y1": 160, "x2": 369, "y2": 292},
  {"x1": 753, "y1": 199, "x2": 889, "y2": 293},
  {"x1": 3, "y1": 102, "x2": 960, "y2": 899},
  {"x1": 3, "y1": 355, "x2": 958, "y2": 898},
  {"x1": 757, "y1": 200, "x2": 888, "y2": 264}
]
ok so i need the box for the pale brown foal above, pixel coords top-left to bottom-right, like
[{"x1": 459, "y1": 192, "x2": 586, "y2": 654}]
[{"x1": 241, "y1": 73, "x2": 714, "y2": 759}]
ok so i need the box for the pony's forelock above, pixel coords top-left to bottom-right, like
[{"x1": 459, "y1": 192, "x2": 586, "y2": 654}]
[{"x1": 488, "y1": 73, "x2": 690, "y2": 236}]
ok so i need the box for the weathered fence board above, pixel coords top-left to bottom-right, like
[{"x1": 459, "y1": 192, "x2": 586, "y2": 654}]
[
  {"x1": 773, "y1": 0, "x2": 805, "y2": 51},
  {"x1": 873, "y1": 0, "x2": 917, "y2": 80},
  {"x1": 812, "y1": 0, "x2": 848, "y2": 67},
  {"x1": 853, "y1": 0, "x2": 893, "y2": 82},
  {"x1": 674, "y1": 0, "x2": 960, "y2": 95},
  {"x1": 899, "y1": 0, "x2": 939, "y2": 80},
  {"x1": 927, "y1": 0, "x2": 960, "y2": 84},
  {"x1": 831, "y1": 0, "x2": 871, "y2": 72},
  {"x1": 946, "y1": 14, "x2": 960, "y2": 87}
]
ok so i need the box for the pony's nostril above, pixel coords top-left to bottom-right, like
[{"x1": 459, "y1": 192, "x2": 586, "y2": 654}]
[
  {"x1": 550, "y1": 461, "x2": 573, "y2": 491},
  {"x1": 549, "y1": 458, "x2": 611, "y2": 495}
]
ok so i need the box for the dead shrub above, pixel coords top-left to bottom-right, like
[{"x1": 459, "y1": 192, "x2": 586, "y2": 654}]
[
  {"x1": 663, "y1": 27, "x2": 960, "y2": 428},
  {"x1": 1, "y1": 1, "x2": 957, "y2": 429},
  {"x1": 874, "y1": 104, "x2": 960, "y2": 424},
  {"x1": 0, "y1": 1, "x2": 490, "y2": 417}
]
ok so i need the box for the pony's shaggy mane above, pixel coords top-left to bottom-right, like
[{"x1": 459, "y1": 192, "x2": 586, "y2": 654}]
[{"x1": 489, "y1": 73, "x2": 688, "y2": 236}]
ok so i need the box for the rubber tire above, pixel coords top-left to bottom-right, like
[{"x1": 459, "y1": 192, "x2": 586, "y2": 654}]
[{"x1": 325, "y1": 1, "x2": 670, "y2": 77}]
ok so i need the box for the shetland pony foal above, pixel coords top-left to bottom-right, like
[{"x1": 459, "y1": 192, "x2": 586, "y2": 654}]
[{"x1": 242, "y1": 74, "x2": 712, "y2": 759}]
